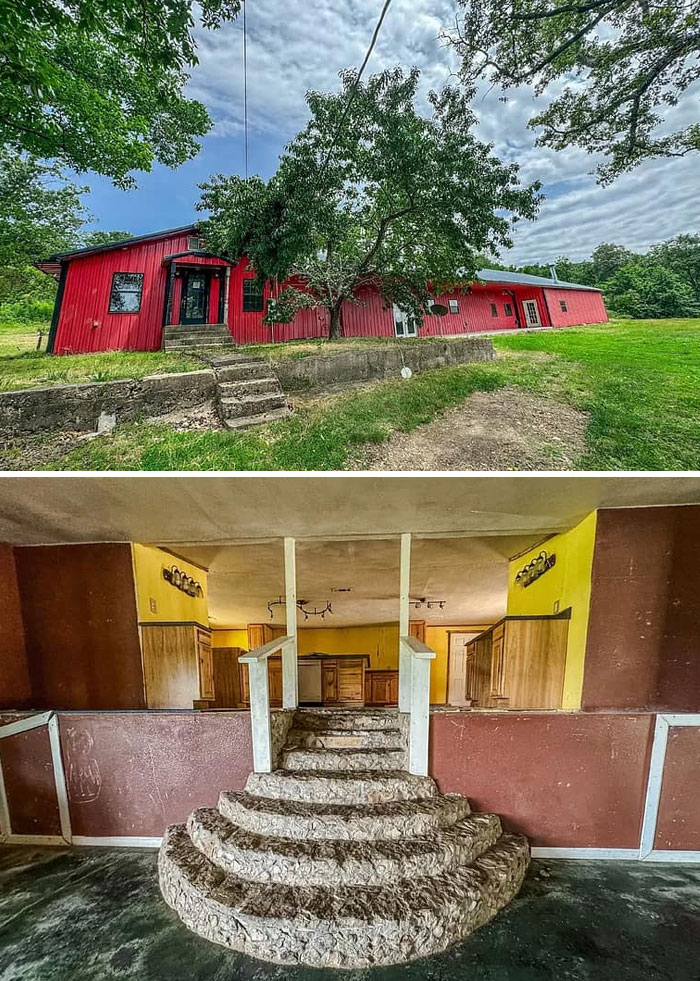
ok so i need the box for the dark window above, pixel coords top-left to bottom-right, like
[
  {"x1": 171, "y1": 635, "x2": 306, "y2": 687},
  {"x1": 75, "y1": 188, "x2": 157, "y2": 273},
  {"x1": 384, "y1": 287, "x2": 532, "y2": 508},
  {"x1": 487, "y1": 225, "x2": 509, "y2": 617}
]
[
  {"x1": 559, "y1": 300, "x2": 568, "y2": 313},
  {"x1": 242, "y1": 277, "x2": 265, "y2": 312},
  {"x1": 109, "y1": 272, "x2": 143, "y2": 313},
  {"x1": 449, "y1": 298, "x2": 459, "y2": 314},
  {"x1": 490, "y1": 302, "x2": 498, "y2": 317},
  {"x1": 504, "y1": 302, "x2": 513, "y2": 316}
]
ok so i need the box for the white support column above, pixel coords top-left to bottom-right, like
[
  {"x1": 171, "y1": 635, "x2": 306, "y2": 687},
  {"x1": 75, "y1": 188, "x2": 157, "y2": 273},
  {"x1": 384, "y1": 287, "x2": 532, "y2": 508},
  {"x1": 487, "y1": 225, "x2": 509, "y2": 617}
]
[
  {"x1": 398, "y1": 532, "x2": 411, "y2": 712},
  {"x1": 283, "y1": 536, "x2": 298, "y2": 710},
  {"x1": 247, "y1": 660, "x2": 272, "y2": 772},
  {"x1": 409, "y1": 655, "x2": 432, "y2": 776}
]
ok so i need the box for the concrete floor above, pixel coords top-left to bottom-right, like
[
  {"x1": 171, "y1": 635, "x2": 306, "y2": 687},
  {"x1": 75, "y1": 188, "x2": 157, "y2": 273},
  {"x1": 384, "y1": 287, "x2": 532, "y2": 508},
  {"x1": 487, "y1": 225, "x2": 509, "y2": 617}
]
[{"x1": 1, "y1": 846, "x2": 699, "y2": 981}]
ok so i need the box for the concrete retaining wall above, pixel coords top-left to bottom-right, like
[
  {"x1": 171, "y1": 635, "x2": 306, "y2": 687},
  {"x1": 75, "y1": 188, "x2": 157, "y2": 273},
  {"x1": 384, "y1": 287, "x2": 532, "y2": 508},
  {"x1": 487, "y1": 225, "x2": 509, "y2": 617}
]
[
  {"x1": 273, "y1": 336, "x2": 496, "y2": 390},
  {"x1": 0, "y1": 370, "x2": 216, "y2": 436}
]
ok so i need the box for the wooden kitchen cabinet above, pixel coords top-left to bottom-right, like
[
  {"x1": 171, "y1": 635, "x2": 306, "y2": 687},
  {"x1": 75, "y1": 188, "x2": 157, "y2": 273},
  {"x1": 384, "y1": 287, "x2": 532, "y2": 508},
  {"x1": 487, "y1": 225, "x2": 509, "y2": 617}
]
[
  {"x1": 465, "y1": 614, "x2": 569, "y2": 710},
  {"x1": 141, "y1": 623, "x2": 214, "y2": 708},
  {"x1": 238, "y1": 655, "x2": 283, "y2": 708},
  {"x1": 365, "y1": 670, "x2": 399, "y2": 706}
]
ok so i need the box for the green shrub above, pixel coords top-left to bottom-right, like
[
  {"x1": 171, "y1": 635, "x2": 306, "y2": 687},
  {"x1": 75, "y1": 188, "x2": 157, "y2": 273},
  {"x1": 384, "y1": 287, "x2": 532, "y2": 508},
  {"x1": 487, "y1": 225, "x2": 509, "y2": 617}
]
[
  {"x1": 0, "y1": 297, "x2": 54, "y2": 324},
  {"x1": 0, "y1": 265, "x2": 57, "y2": 305}
]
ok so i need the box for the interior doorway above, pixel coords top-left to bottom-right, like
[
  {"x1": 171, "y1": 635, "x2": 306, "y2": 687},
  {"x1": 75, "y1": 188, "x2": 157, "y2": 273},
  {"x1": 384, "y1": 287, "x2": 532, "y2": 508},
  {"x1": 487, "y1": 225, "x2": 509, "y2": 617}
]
[{"x1": 447, "y1": 631, "x2": 479, "y2": 705}]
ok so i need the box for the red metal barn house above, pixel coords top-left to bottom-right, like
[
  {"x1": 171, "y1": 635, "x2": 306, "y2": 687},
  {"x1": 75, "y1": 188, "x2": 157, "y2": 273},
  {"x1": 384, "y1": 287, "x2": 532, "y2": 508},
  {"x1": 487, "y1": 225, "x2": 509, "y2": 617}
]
[{"x1": 38, "y1": 225, "x2": 608, "y2": 355}]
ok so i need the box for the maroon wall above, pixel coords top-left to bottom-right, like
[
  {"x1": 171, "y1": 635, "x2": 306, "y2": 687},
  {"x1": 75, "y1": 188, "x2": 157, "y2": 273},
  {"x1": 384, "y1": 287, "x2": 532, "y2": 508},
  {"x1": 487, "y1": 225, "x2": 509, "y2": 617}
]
[
  {"x1": 0, "y1": 544, "x2": 30, "y2": 708},
  {"x1": 430, "y1": 712, "x2": 654, "y2": 847},
  {"x1": 583, "y1": 505, "x2": 700, "y2": 712},
  {"x1": 655, "y1": 726, "x2": 700, "y2": 851},
  {"x1": 0, "y1": 725, "x2": 61, "y2": 836},
  {"x1": 58, "y1": 712, "x2": 253, "y2": 837},
  {"x1": 14, "y1": 544, "x2": 145, "y2": 710}
]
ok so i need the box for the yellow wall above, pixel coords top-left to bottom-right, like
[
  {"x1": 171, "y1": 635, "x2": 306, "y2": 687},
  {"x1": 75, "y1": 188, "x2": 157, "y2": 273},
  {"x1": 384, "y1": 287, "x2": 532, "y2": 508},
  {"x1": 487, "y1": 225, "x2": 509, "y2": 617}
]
[
  {"x1": 506, "y1": 511, "x2": 597, "y2": 710},
  {"x1": 132, "y1": 545, "x2": 209, "y2": 625},
  {"x1": 211, "y1": 628, "x2": 249, "y2": 649}
]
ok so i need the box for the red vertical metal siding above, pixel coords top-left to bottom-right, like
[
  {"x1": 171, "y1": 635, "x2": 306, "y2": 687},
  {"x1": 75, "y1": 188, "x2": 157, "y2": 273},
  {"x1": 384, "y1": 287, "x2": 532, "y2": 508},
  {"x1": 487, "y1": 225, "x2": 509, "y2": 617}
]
[{"x1": 544, "y1": 288, "x2": 608, "y2": 327}]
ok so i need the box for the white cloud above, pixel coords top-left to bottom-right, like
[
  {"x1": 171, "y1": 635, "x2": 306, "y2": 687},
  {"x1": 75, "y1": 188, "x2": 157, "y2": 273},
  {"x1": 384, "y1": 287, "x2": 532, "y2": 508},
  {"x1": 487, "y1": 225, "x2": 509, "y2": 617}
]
[{"x1": 188, "y1": 0, "x2": 700, "y2": 266}]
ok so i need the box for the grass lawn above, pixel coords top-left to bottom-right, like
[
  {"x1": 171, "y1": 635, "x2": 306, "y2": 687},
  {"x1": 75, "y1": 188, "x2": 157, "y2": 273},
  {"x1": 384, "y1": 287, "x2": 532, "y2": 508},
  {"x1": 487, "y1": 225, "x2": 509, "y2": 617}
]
[
  {"x1": 20, "y1": 316, "x2": 697, "y2": 472},
  {"x1": 0, "y1": 322, "x2": 203, "y2": 391}
]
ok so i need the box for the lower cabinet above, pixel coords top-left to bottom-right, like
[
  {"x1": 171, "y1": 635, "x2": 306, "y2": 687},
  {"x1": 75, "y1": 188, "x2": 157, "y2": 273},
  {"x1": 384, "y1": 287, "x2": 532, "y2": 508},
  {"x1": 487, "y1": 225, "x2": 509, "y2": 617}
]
[
  {"x1": 365, "y1": 670, "x2": 399, "y2": 706},
  {"x1": 141, "y1": 623, "x2": 214, "y2": 709}
]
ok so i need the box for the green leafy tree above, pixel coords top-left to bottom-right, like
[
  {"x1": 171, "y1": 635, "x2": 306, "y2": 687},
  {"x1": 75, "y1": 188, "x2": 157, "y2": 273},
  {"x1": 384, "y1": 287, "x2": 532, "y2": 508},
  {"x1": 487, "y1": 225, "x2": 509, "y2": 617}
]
[
  {"x1": 445, "y1": 1, "x2": 700, "y2": 181},
  {"x1": 649, "y1": 234, "x2": 700, "y2": 302},
  {"x1": 0, "y1": 0, "x2": 241, "y2": 187},
  {"x1": 604, "y1": 263, "x2": 699, "y2": 318},
  {"x1": 0, "y1": 149, "x2": 88, "y2": 265},
  {"x1": 199, "y1": 68, "x2": 541, "y2": 339},
  {"x1": 83, "y1": 230, "x2": 133, "y2": 248},
  {"x1": 590, "y1": 243, "x2": 636, "y2": 283}
]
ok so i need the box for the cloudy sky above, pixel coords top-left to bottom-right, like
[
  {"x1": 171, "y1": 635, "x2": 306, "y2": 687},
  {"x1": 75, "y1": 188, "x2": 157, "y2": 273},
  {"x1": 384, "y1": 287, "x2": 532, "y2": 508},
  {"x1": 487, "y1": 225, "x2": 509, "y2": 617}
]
[{"x1": 84, "y1": 0, "x2": 700, "y2": 265}]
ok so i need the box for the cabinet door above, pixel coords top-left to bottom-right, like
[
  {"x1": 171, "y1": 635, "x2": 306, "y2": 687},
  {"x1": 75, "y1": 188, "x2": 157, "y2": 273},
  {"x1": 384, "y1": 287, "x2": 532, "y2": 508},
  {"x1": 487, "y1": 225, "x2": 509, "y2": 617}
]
[
  {"x1": 388, "y1": 673, "x2": 399, "y2": 705},
  {"x1": 409, "y1": 620, "x2": 426, "y2": 644},
  {"x1": 322, "y1": 662, "x2": 338, "y2": 703},
  {"x1": 489, "y1": 625, "x2": 506, "y2": 702},
  {"x1": 268, "y1": 658, "x2": 283, "y2": 707},
  {"x1": 247, "y1": 624, "x2": 266, "y2": 650},
  {"x1": 196, "y1": 628, "x2": 214, "y2": 700},
  {"x1": 239, "y1": 662, "x2": 250, "y2": 705},
  {"x1": 337, "y1": 658, "x2": 365, "y2": 706}
]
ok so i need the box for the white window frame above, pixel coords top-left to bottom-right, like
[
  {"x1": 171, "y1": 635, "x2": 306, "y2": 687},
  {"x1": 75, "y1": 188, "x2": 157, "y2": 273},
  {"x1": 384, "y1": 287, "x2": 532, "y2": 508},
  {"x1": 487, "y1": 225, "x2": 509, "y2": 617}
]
[
  {"x1": 393, "y1": 304, "x2": 417, "y2": 337},
  {"x1": 0, "y1": 712, "x2": 72, "y2": 846},
  {"x1": 448, "y1": 298, "x2": 459, "y2": 315}
]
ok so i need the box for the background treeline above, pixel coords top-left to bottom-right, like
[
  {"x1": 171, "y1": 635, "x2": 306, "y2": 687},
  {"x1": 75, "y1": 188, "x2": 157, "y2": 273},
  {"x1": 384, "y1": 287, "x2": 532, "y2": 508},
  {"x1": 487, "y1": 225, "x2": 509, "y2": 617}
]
[{"x1": 503, "y1": 239, "x2": 700, "y2": 319}]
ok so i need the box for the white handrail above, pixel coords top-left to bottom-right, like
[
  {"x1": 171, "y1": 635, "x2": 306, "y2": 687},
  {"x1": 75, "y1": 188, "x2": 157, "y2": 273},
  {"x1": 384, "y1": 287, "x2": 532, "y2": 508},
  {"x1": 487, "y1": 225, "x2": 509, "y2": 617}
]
[
  {"x1": 400, "y1": 635, "x2": 436, "y2": 776},
  {"x1": 240, "y1": 635, "x2": 294, "y2": 773}
]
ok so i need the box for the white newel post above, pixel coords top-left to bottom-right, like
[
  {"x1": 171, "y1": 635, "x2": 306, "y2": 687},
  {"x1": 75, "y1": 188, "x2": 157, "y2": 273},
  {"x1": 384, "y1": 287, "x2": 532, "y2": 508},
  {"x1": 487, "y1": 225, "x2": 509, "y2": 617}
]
[
  {"x1": 283, "y1": 536, "x2": 299, "y2": 709},
  {"x1": 246, "y1": 658, "x2": 272, "y2": 772},
  {"x1": 409, "y1": 651, "x2": 432, "y2": 776},
  {"x1": 398, "y1": 532, "x2": 411, "y2": 712}
]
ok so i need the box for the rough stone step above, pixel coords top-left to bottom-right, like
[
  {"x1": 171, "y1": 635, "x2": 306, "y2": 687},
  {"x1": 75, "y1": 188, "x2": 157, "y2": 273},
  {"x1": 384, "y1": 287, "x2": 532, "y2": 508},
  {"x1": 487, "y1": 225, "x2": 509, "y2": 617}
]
[
  {"x1": 216, "y1": 362, "x2": 270, "y2": 381},
  {"x1": 165, "y1": 341, "x2": 235, "y2": 351},
  {"x1": 245, "y1": 769, "x2": 436, "y2": 805},
  {"x1": 286, "y1": 727, "x2": 404, "y2": 751},
  {"x1": 220, "y1": 392, "x2": 287, "y2": 418},
  {"x1": 218, "y1": 791, "x2": 472, "y2": 841},
  {"x1": 188, "y1": 807, "x2": 501, "y2": 886},
  {"x1": 221, "y1": 407, "x2": 292, "y2": 431},
  {"x1": 293, "y1": 710, "x2": 400, "y2": 733},
  {"x1": 164, "y1": 325, "x2": 231, "y2": 337},
  {"x1": 218, "y1": 377, "x2": 280, "y2": 397},
  {"x1": 282, "y1": 747, "x2": 406, "y2": 773},
  {"x1": 159, "y1": 824, "x2": 530, "y2": 968}
]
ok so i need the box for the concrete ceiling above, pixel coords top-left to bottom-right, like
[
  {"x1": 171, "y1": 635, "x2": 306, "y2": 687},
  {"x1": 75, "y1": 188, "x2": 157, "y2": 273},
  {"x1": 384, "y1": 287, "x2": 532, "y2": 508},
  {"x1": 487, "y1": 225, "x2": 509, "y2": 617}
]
[
  {"x1": 176, "y1": 535, "x2": 535, "y2": 628},
  {"x1": 1, "y1": 476, "x2": 700, "y2": 546}
]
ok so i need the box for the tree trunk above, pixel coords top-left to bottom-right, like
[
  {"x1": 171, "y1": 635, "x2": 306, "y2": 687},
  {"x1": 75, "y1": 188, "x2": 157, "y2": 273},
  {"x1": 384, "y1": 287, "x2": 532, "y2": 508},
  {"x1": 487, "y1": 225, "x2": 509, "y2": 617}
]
[{"x1": 329, "y1": 303, "x2": 343, "y2": 340}]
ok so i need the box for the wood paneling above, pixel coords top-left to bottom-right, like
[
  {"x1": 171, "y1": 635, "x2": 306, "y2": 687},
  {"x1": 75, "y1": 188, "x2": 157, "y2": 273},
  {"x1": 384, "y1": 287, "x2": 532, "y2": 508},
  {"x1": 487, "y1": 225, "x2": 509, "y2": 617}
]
[
  {"x1": 212, "y1": 647, "x2": 244, "y2": 708},
  {"x1": 14, "y1": 544, "x2": 144, "y2": 710},
  {"x1": 0, "y1": 545, "x2": 30, "y2": 708},
  {"x1": 141, "y1": 624, "x2": 213, "y2": 709}
]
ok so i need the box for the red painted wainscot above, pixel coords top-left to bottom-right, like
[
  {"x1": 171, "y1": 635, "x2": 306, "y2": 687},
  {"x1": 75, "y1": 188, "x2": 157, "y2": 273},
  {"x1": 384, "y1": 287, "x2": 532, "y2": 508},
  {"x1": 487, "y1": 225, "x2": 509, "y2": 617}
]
[{"x1": 38, "y1": 225, "x2": 609, "y2": 354}]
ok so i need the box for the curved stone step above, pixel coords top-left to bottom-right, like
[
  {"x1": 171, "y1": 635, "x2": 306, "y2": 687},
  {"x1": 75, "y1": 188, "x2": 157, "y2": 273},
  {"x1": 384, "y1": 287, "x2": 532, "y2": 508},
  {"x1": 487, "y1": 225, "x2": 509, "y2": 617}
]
[
  {"x1": 286, "y1": 727, "x2": 403, "y2": 751},
  {"x1": 245, "y1": 769, "x2": 436, "y2": 805},
  {"x1": 283, "y1": 747, "x2": 406, "y2": 772},
  {"x1": 188, "y1": 806, "x2": 501, "y2": 886},
  {"x1": 159, "y1": 824, "x2": 530, "y2": 968},
  {"x1": 218, "y1": 791, "x2": 472, "y2": 841},
  {"x1": 294, "y1": 710, "x2": 400, "y2": 732}
]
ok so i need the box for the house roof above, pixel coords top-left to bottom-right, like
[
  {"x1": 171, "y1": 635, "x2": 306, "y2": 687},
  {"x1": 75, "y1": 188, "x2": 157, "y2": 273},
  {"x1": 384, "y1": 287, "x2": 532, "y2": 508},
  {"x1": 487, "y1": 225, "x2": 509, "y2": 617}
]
[
  {"x1": 45, "y1": 224, "x2": 199, "y2": 262},
  {"x1": 475, "y1": 268, "x2": 601, "y2": 292}
]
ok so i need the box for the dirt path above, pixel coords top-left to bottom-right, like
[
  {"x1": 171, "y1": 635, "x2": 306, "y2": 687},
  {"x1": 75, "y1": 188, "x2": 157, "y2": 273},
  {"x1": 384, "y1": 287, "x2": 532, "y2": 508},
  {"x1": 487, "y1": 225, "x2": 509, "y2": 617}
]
[{"x1": 351, "y1": 386, "x2": 589, "y2": 471}]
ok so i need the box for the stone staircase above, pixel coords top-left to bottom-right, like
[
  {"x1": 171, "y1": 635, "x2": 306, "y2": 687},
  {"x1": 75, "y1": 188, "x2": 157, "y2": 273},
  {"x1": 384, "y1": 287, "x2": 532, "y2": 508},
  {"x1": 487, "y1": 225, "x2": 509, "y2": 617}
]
[
  {"x1": 212, "y1": 357, "x2": 291, "y2": 430},
  {"x1": 163, "y1": 323, "x2": 236, "y2": 353},
  {"x1": 159, "y1": 709, "x2": 529, "y2": 968}
]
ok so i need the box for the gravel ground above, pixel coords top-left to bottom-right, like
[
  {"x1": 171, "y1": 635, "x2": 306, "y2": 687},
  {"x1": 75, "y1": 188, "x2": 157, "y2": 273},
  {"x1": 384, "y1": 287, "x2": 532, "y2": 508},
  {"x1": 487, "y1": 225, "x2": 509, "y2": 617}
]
[{"x1": 351, "y1": 386, "x2": 589, "y2": 471}]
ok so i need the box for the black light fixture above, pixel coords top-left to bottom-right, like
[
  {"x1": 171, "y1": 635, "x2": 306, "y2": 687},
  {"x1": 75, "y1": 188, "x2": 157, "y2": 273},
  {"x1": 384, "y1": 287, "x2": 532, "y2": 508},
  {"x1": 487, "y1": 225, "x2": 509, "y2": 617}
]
[
  {"x1": 410, "y1": 597, "x2": 447, "y2": 610},
  {"x1": 162, "y1": 565, "x2": 204, "y2": 598},
  {"x1": 267, "y1": 595, "x2": 334, "y2": 620}
]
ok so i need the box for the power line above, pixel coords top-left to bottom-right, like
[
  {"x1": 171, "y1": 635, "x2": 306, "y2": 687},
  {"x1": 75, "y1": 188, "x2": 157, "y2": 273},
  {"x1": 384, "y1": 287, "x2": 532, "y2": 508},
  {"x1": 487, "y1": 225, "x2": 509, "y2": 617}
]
[
  {"x1": 317, "y1": 0, "x2": 395, "y2": 180},
  {"x1": 243, "y1": 0, "x2": 249, "y2": 178}
]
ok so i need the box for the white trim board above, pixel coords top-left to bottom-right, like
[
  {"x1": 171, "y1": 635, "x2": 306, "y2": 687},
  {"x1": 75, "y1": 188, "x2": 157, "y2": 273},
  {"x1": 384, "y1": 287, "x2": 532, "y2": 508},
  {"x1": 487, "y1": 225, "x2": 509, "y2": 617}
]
[
  {"x1": 531, "y1": 848, "x2": 639, "y2": 860},
  {"x1": 71, "y1": 836, "x2": 162, "y2": 848}
]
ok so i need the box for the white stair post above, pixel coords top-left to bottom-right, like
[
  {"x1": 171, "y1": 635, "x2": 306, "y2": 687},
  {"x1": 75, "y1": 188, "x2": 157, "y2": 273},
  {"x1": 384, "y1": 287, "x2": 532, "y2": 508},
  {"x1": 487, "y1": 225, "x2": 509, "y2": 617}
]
[
  {"x1": 283, "y1": 536, "x2": 299, "y2": 709},
  {"x1": 240, "y1": 635, "x2": 292, "y2": 773},
  {"x1": 398, "y1": 532, "x2": 411, "y2": 712},
  {"x1": 409, "y1": 651, "x2": 432, "y2": 776}
]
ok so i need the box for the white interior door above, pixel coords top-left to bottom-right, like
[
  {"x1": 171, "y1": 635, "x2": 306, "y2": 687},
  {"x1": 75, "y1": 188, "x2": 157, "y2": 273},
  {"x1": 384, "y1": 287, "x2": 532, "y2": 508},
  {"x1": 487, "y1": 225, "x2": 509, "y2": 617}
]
[
  {"x1": 447, "y1": 632, "x2": 478, "y2": 705},
  {"x1": 523, "y1": 300, "x2": 541, "y2": 327}
]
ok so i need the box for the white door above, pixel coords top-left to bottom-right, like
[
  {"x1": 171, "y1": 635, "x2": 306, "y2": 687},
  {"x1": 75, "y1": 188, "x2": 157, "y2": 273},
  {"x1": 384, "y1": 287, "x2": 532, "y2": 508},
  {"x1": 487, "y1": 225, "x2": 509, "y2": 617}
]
[
  {"x1": 447, "y1": 632, "x2": 478, "y2": 706},
  {"x1": 393, "y1": 304, "x2": 417, "y2": 337},
  {"x1": 523, "y1": 300, "x2": 541, "y2": 327}
]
